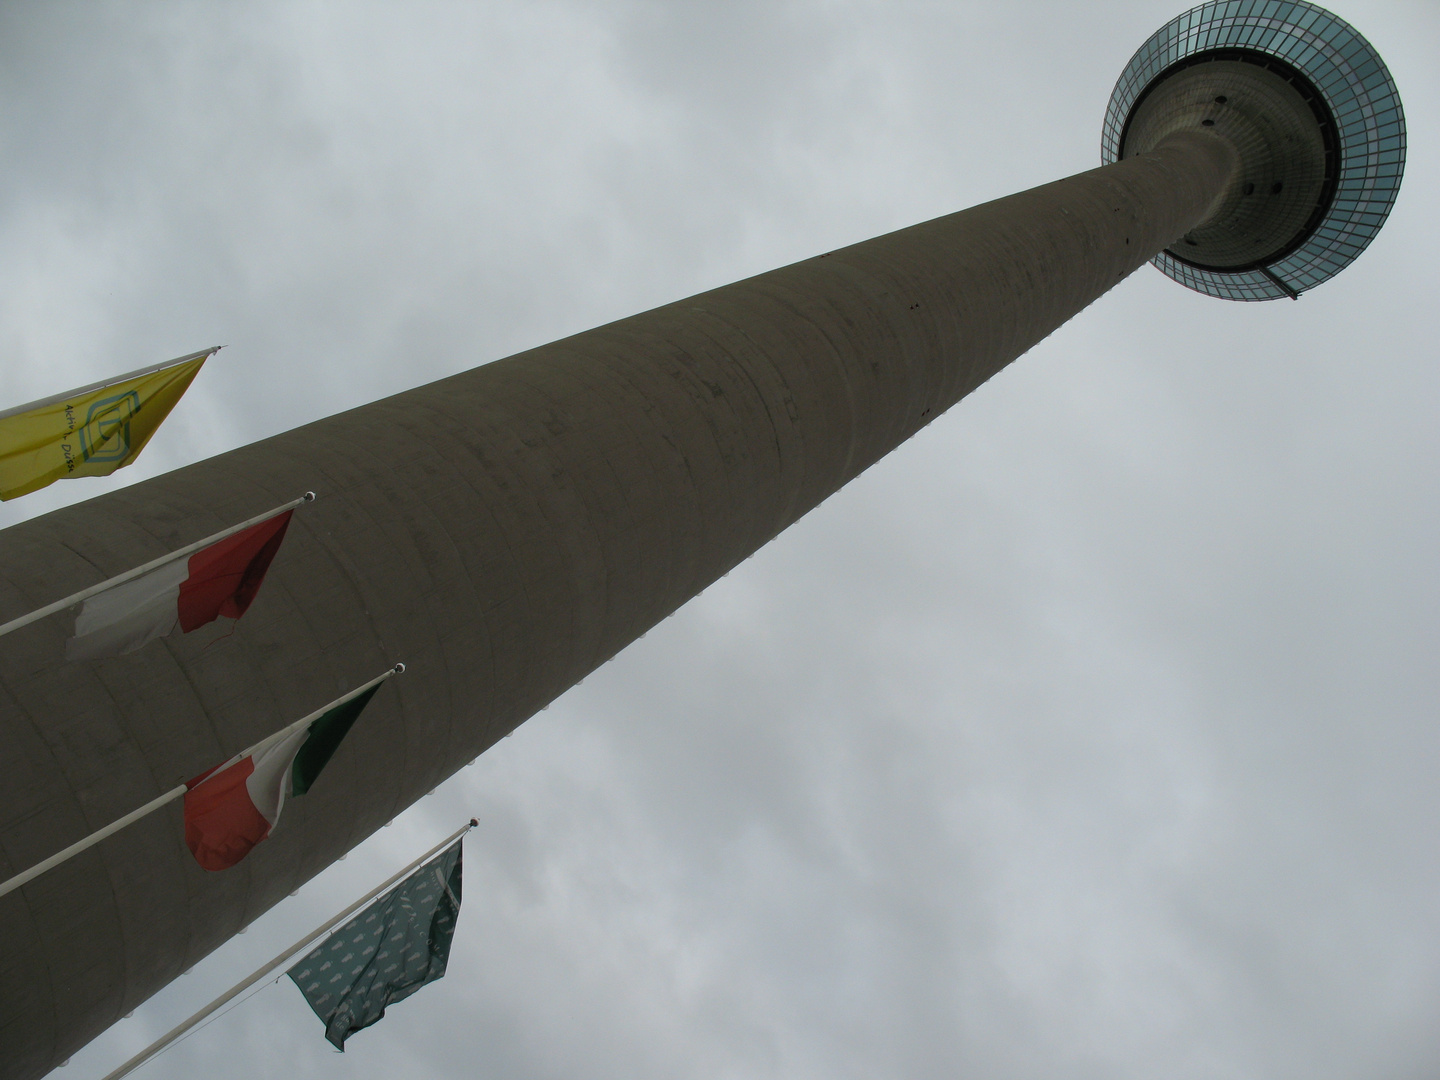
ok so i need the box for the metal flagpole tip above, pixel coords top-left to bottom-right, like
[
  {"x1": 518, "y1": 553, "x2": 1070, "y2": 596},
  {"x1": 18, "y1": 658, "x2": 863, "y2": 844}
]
[
  {"x1": 1103, "y1": 0, "x2": 1405, "y2": 301},
  {"x1": 302, "y1": 491, "x2": 316, "y2": 502},
  {"x1": 469, "y1": 818, "x2": 479, "y2": 828},
  {"x1": 392, "y1": 662, "x2": 406, "y2": 674}
]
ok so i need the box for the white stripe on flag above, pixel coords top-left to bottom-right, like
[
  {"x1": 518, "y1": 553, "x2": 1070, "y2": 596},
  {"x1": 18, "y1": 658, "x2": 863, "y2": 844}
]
[
  {"x1": 246, "y1": 724, "x2": 311, "y2": 827},
  {"x1": 65, "y1": 558, "x2": 189, "y2": 661}
]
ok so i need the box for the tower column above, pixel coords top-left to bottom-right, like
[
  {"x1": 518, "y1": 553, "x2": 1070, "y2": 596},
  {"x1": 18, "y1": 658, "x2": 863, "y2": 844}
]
[{"x1": 1, "y1": 131, "x2": 1238, "y2": 1076}]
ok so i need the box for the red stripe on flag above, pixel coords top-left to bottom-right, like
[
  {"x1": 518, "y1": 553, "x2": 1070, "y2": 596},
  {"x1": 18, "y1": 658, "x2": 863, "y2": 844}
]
[
  {"x1": 184, "y1": 757, "x2": 273, "y2": 871},
  {"x1": 177, "y1": 510, "x2": 293, "y2": 633}
]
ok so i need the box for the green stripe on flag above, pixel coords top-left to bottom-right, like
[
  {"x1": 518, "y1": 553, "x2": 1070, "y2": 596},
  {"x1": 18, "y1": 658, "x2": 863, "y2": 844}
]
[{"x1": 290, "y1": 685, "x2": 381, "y2": 797}]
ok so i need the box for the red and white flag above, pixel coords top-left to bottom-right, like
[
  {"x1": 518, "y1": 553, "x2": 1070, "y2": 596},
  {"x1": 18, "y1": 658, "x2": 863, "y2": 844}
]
[{"x1": 66, "y1": 510, "x2": 294, "y2": 660}]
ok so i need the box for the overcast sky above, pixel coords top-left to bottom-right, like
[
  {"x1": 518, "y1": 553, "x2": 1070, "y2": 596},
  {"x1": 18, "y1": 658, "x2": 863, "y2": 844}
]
[{"x1": 3, "y1": 1, "x2": 1438, "y2": 1078}]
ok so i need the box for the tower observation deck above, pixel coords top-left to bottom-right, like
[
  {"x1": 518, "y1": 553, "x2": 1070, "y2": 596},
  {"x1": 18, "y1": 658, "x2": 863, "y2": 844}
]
[{"x1": 0, "y1": 3, "x2": 1404, "y2": 1076}]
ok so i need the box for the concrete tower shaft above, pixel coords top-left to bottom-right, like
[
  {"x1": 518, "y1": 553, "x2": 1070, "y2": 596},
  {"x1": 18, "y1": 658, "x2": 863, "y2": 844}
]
[
  {"x1": 1122, "y1": 55, "x2": 1337, "y2": 270},
  {"x1": 0, "y1": 133, "x2": 1238, "y2": 1078}
]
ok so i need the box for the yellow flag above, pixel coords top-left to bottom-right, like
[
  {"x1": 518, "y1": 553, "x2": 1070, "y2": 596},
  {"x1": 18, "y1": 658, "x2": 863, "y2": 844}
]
[{"x1": 0, "y1": 348, "x2": 215, "y2": 501}]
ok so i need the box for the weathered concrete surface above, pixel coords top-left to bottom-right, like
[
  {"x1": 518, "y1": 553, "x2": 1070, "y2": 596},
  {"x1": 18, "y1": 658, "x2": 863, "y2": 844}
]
[{"x1": 0, "y1": 131, "x2": 1234, "y2": 1079}]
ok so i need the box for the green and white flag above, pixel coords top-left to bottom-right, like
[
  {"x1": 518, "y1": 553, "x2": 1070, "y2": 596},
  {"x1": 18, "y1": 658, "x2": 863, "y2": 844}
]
[{"x1": 287, "y1": 839, "x2": 464, "y2": 1050}]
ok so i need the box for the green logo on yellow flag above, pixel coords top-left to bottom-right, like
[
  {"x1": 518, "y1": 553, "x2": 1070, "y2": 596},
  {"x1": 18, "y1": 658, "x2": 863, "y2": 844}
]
[
  {"x1": 0, "y1": 348, "x2": 215, "y2": 501},
  {"x1": 79, "y1": 388, "x2": 141, "y2": 463}
]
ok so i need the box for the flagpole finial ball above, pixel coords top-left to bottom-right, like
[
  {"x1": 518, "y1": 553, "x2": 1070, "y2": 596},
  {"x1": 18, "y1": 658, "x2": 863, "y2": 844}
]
[
  {"x1": 469, "y1": 818, "x2": 479, "y2": 828},
  {"x1": 303, "y1": 491, "x2": 316, "y2": 502},
  {"x1": 393, "y1": 662, "x2": 406, "y2": 674}
]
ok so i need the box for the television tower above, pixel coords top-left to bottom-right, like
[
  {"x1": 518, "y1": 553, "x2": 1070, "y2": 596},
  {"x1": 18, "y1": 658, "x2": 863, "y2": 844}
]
[{"x1": 0, "y1": 3, "x2": 1403, "y2": 1075}]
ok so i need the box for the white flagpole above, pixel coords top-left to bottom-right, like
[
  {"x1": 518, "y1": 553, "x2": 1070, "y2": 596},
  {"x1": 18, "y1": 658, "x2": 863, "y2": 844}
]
[
  {"x1": 97, "y1": 819, "x2": 477, "y2": 1080},
  {"x1": 0, "y1": 784, "x2": 191, "y2": 901},
  {"x1": 0, "y1": 346, "x2": 222, "y2": 423},
  {"x1": 0, "y1": 492, "x2": 315, "y2": 641},
  {"x1": 0, "y1": 664, "x2": 403, "y2": 900}
]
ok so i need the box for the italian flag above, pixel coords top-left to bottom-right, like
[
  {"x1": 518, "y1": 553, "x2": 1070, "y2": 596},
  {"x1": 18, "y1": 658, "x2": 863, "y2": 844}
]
[
  {"x1": 65, "y1": 510, "x2": 293, "y2": 661},
  {"x1": 184, "y1": 683, "x2": 382, "y2": 871}
]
